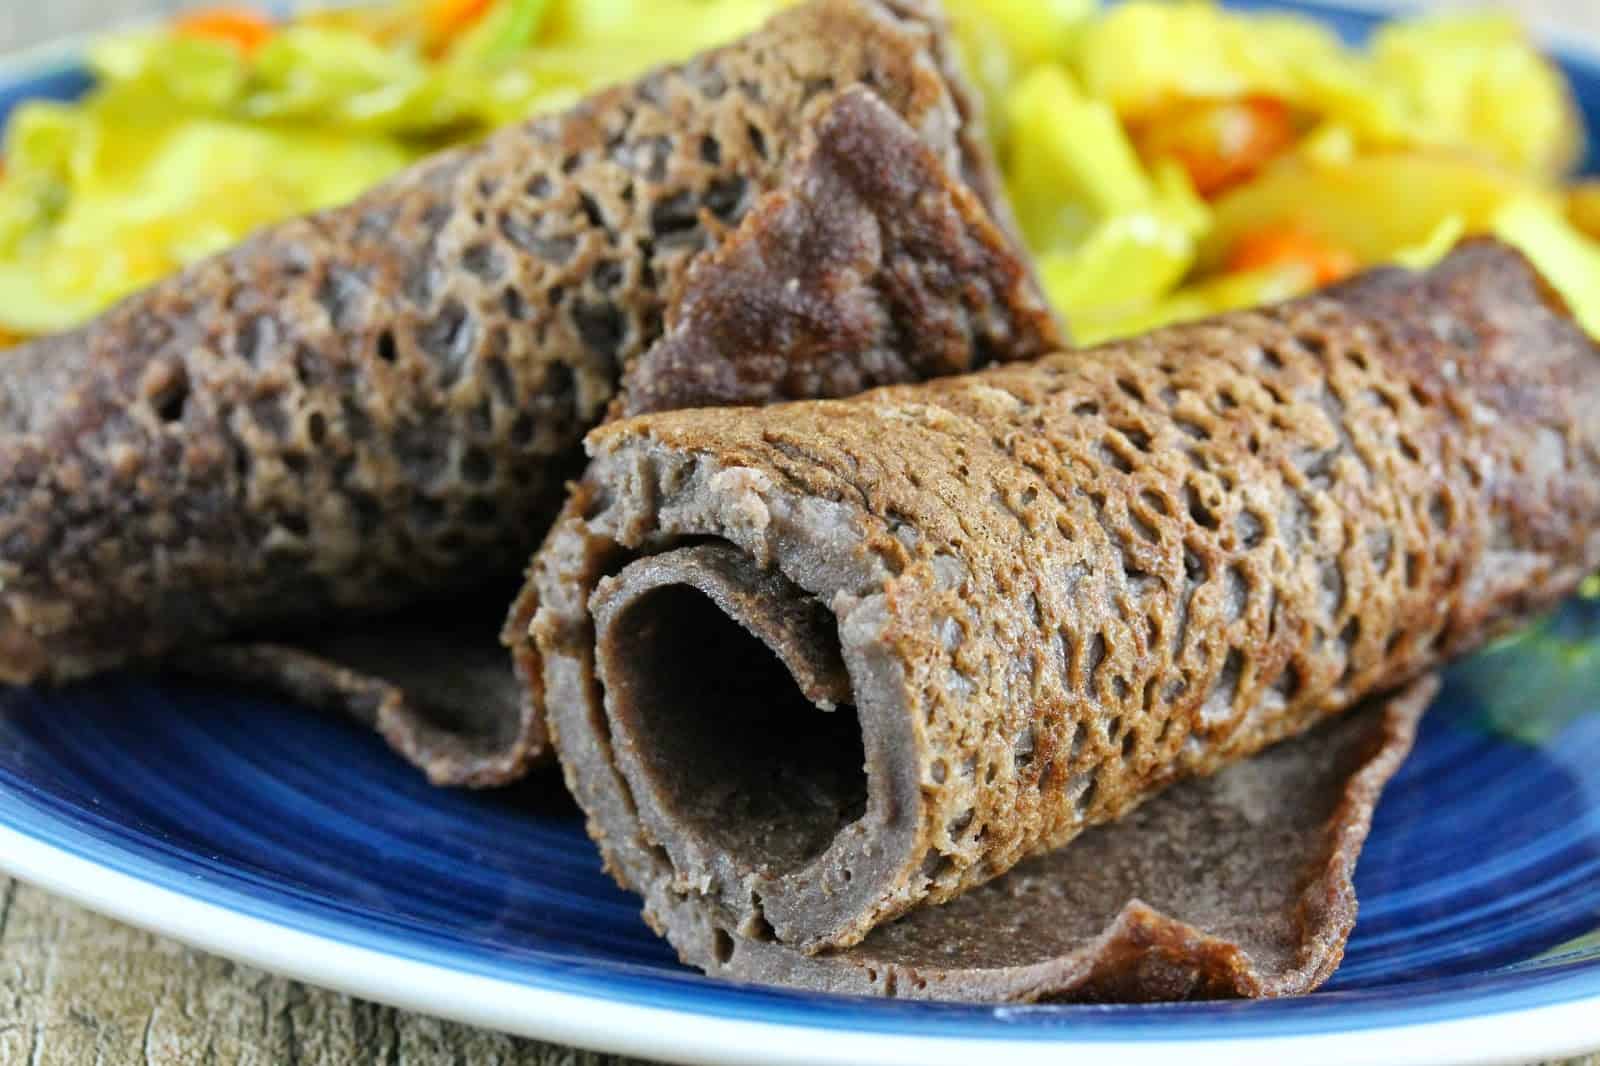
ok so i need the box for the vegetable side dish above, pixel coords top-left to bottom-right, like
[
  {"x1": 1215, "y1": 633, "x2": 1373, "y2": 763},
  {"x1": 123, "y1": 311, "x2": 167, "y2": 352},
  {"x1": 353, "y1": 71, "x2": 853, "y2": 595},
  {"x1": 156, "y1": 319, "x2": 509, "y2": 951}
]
[{"x1": 0, "y1": 0, "x2": 1596, "y2": 344}]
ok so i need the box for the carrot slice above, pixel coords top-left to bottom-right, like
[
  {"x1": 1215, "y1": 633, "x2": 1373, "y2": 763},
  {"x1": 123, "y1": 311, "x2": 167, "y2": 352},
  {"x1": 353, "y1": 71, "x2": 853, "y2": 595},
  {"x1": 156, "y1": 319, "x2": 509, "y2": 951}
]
[
  {"x1": 175, "y1": 7, "x2": 276, "y2": 55},
  {"x1": 1140, "y1": 96, "x2": 1297, "y2": 200},
  {"x1": 426, "y1": 0, "x2": 494, "y2": 53},
  {"x1": 1228, "y1": 224, "x2": 1359, "y2": 287}
]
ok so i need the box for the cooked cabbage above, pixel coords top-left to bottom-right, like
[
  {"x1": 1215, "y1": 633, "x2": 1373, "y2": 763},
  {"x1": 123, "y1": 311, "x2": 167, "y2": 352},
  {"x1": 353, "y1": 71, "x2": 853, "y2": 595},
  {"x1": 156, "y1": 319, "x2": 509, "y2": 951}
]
[{"x1": 0, "y1": 0, "x2": 1593, "y2": 343}]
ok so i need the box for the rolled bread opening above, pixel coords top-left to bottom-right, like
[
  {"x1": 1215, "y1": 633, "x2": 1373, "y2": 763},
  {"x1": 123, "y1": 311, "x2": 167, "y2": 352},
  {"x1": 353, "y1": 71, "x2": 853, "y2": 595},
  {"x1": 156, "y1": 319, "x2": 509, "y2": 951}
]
[
  {"x1": 601, "y1": 574, "x2": 865, "y2": 872},
  {"x1": 590, "y1": 541, "x2": 916, "y2": 950}
]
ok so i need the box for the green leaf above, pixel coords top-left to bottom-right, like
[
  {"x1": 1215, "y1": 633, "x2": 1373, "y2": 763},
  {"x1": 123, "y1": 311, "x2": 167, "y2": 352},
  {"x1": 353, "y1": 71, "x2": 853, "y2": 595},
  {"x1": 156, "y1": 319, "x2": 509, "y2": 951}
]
[
  {"x1": 1452, "y1": 603, "x2": 1600, "y2": 744},
  {"x1": 447, "y1": 0, "x2": 554, "y2": 67}
]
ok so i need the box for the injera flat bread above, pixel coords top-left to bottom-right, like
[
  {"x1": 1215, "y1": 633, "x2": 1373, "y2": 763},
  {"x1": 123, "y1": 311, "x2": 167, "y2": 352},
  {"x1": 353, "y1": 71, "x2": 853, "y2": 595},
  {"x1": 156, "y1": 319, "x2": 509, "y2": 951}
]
[
  {"x1": 182, "y1": 81, "x2": 1054, "y2": 786},
  {"x1": 514, "y1": 241, "x2": 1600, "y2": 994},
  {"x1": 0, "y1": 1, "x2": 1055, "y2": 786},
  {"x1": 645, "y1": 675, "x2": 1433, "y2": 1001},
  {"x1": 174, "y1": 595, "x2": 529, "y2": 786}
]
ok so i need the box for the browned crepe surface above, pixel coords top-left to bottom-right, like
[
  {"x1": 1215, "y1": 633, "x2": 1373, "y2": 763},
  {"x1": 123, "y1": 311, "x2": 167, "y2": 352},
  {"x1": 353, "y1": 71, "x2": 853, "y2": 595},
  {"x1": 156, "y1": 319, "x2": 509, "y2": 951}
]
[
  {"x1": 515, "y1": 241, "x2": 1600, "y2": 995},
  {"x1": 208, "y1": 80, "x2": 1052, "y2": 787},
  {"x1": 0, "y1": 1, "x2": 1055, "y2": 785},
  {"x1": 616, "y1": 87, "x2": 1055, "y2": 416}
]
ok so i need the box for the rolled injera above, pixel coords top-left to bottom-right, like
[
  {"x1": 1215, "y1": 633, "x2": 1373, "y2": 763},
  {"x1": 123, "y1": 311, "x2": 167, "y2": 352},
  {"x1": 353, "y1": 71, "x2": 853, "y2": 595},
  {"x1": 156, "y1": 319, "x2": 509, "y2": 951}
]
[
  {"x1": 515, "y1": 241, "x2": 1600, "y2": 998},
  {"x1": 0, "y1": 0, "x2": 1056, "y2": 785}
]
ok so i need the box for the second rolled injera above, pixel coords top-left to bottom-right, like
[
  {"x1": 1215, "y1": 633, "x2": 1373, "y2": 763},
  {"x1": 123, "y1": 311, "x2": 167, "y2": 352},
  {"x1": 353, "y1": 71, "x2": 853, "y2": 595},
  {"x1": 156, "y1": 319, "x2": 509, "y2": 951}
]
[
  {"x1": 0, "y1": 0, "x2": 1056, "y2": 785},
  {"x1": 517, "y1": 241, "x2": 1600, "y2": 998}
]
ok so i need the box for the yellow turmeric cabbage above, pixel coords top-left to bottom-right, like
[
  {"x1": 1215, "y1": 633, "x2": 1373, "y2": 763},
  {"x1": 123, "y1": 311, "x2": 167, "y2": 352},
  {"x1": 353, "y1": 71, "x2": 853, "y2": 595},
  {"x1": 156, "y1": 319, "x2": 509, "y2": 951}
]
[
  {"x1": 0, "y1": 0, "x2": 1593, "y2": 344},
  {"x1": 1010, "y1": 0, "x2": 1595, "y2": 340},
  {"x1": 1372, "y1": 12, "x2": 1582, "y2": 177},
  {"x1": 1199, "y1": 154, "x2": 1545, "y2": 269}
]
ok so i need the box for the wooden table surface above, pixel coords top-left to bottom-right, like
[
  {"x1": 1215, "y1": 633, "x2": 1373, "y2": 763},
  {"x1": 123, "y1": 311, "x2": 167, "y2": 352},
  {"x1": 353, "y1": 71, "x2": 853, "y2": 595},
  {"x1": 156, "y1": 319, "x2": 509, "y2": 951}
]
[{"x1": 3, "y1": 2, "x2": 1600, "y2": 1064}]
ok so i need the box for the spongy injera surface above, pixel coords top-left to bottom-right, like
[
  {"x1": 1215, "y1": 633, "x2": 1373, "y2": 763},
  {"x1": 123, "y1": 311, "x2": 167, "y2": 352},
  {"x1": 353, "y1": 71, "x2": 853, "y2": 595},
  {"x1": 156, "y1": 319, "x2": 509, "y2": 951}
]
[
  {"x1": 0, "y1": 0, "x2": 1055, "y2": 787},
  {"x1": 525, "y1": 241, "x2": 1600, "y2": 966},
  {"x1": 0, "y1": 0, "x2": 1007, "y2": 682}
]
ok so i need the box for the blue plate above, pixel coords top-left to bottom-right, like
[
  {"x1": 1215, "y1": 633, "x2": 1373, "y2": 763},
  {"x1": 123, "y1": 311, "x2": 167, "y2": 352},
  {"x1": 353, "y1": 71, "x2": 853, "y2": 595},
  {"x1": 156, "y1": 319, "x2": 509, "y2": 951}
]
[{"x1": 1, "y1": 4, "x2": 1599, "y2": 1064}]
